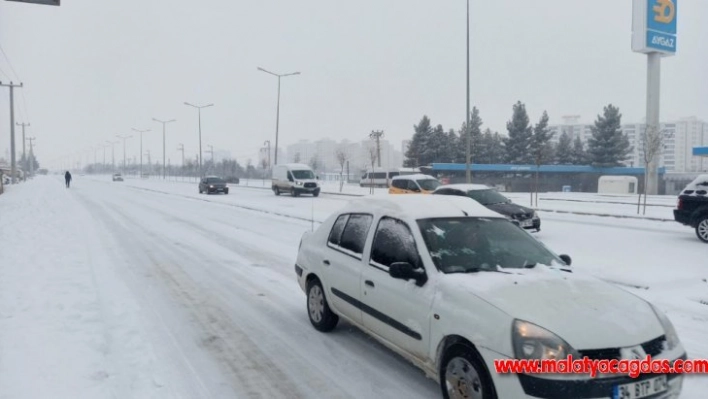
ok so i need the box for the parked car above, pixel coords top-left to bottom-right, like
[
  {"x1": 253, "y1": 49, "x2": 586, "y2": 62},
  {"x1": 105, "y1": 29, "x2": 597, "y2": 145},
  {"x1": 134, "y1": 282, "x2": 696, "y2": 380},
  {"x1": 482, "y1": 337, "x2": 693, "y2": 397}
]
[
  {"x1": 198, "y1": 176, "x2": 229, "y2": 194},
  {"x1": 434, "y1": 184, "x2": 540, "y2": 231},
  {"x1": 388, "y1": 174, "x2": 441, "y2": 194},
  {"x1": 112, "y1": 173, "x2": 123, "y2": 182},
  {"x1": 673, "y1": 174, "x2": 708, "y2": 243},
  {"x1": 272, "y1": 163, "x2": 320, "y2": 197},
  {"x1": 295, "y1": 195, "x2": 684, "y2": 399}
]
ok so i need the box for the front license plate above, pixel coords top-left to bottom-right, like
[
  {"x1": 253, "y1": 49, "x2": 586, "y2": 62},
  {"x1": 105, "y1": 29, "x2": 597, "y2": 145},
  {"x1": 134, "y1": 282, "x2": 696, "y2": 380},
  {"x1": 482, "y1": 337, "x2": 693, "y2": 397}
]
[
  {"x1": 613, "y1": 375, "x2": 667, "y2": 399},
  {"x1": 520, "y1": 219, "x2": 533, "y2": 228}
]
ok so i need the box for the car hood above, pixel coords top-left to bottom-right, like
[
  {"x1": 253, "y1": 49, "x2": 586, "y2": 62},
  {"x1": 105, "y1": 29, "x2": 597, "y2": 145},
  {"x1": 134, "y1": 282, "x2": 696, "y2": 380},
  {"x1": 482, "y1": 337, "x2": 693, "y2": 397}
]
[
  {"x1": 484, "y1": 202, "x2": 534, "y2": 218},
  {"x1": 439, "y1": 268, "x2": 664, "y2": 350}
]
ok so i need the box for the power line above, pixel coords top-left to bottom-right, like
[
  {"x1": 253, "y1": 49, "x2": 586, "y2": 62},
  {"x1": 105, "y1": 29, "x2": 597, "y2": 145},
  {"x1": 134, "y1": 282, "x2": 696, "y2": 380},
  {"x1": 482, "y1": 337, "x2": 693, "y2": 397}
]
[{"x1": 0, "y1": 43, "x2": 22, "y2": 82}]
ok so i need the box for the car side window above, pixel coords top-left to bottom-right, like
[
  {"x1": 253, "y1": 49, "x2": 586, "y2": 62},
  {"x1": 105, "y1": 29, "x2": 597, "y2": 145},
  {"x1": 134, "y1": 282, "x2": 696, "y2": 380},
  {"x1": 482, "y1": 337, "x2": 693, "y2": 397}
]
[
  {"x1": 407, "y1": 180, "x2": 419, "y2": 191},
  {"x1": 328, "y1": 214, "x2": 349, "y2": 246},
  {"x1": 392, "y1": 179, "x2": 406, "y2": 189},
  {"x1": 370, "y1": 217, "x2": 422, "y2": 270},
  {"x1": 435, "y1": 188, "x2": 451, "y2": 195},
  {"x1": 338, "y1": 214, "x2": 373, "y2": 256}
]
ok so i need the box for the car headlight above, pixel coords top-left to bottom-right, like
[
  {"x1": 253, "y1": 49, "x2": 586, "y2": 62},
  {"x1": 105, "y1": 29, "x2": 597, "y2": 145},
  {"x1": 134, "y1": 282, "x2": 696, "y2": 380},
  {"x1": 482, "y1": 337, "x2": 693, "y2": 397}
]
[
  {"x1": 296, "y1": 181, "x2": 303, "y2": 186},
  {"x1": 209, "y1": 185, "x2": 214, "y2": 188},
  {"x1": 650, "y1": 304, "x2": 681, "y2": 351},
  {"x1": 513, "y1": 320, "x2": 580, "y2": 360}
]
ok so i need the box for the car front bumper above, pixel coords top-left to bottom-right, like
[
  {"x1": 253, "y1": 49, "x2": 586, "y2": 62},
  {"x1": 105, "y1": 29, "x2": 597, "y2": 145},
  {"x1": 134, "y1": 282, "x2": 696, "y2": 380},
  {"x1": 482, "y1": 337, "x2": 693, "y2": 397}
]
[
  {"x1": 207, "y1": 186, "x2": 228, "y2": 193},
  {"x1": 294, "y1": 186, "x2": 320, "y2": 194},
  {"x1": 481, "y1": 347, "x2": 686, "y2": 399}
]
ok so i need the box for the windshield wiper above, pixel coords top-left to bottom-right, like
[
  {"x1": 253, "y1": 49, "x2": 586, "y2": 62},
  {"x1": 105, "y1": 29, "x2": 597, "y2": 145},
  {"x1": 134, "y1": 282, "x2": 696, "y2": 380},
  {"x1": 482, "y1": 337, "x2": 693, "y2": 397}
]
[{"x1": 463, "y1": 267, "x2": 512, "y2": 274}]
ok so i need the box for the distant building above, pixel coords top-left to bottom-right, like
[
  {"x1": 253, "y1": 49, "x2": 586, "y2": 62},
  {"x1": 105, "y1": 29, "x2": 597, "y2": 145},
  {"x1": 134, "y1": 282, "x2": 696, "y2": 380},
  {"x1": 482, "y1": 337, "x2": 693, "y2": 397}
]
[{"x1": 550, "y1": 116, "x2": 708, "y2": 173}]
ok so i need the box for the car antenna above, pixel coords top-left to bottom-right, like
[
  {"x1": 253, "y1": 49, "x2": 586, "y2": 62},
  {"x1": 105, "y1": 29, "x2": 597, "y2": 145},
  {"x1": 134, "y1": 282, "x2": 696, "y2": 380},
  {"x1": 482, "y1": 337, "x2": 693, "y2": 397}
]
[{"x1": 462, "y1": 210, "x2": 468, "y2": 216}]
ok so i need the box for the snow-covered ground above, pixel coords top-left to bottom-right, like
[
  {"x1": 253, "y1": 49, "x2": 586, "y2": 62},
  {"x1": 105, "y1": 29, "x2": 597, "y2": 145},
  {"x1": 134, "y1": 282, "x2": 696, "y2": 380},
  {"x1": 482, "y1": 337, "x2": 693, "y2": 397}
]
[{"x1": 1, "y1": 176, "x2": 706, "y2": 398}]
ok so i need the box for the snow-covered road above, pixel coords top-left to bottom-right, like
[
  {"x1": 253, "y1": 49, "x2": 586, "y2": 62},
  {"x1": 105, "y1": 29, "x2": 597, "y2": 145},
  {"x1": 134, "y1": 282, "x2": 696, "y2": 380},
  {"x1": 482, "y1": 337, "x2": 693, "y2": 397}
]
[{"x1": 1, "y1": 176, "x2": 707, "y2": 398}]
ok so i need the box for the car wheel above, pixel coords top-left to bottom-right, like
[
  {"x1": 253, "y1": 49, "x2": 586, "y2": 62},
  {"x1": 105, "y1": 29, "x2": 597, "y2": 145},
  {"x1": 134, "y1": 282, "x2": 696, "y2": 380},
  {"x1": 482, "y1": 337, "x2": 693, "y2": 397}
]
[
  {"x1": 441, "y1": 344, "x2": 496, "y2": 399},
  {"x1": 292, "y1": 189, "x2": 299, "y2": 197},
  {"x1": 199, "y1": 188, "x2": 202, "y2": 194},
  {"x1": 696, "y1": 216, "x2": 708, "y2": 243},
  {"x1": 306, "y1": 278, "x2": 338, "y2": 332},
  {"x1": 313, "y1": 190, "x2": 320, "y2": 197},
  {"x1": 224, "y1": 189, "x2": 229, "y2": 195},
  {"x1": 274, "y1": 187, "x2": 280, "y2": 196}
]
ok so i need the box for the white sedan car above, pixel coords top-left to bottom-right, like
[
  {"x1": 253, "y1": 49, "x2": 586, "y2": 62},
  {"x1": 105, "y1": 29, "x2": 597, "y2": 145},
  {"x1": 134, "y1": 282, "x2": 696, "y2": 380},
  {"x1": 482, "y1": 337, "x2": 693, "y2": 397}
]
[{"x1": 295, "y1": 196, "x2": 685, "y2": 399}]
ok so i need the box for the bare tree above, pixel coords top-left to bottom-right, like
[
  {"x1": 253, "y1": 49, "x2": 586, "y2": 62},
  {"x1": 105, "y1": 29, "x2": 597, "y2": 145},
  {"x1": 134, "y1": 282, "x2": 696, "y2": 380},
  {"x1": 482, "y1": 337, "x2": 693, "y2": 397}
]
[
  {"x1": 368, "y1": 144, "x2": 378, "y2": 194},
  {"x1": 639, "y1": 127, "x2": 671, "y2": 214},
  {"x1": 336, "y1": 148, "x2": 350, "y2": 193}
]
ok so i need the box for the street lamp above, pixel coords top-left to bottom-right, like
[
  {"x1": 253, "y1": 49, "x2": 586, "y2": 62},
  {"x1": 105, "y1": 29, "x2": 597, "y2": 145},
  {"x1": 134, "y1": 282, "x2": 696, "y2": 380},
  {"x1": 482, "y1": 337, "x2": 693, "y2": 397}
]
[
  {"x1": 116, "y1": 134, "x2": 132, "y2": 173},
  {"x1": 465, "y1": 0, "x2": 472, "y2": 183},
  {"x1": 184, "y1": 102, "x2": 214, "y2": 177},
  {"x1": 257, "y1": 67, "x2": 300, "y2": 166},
  {"x1": 132, "y1": 128, "x2": 151, "y2": 177},
  {"x1": 106, "y1": 140, "x2": 118, "y2": 171},
  {"x1": 153, "y1": 118, "x2": 176, "y2": 179}
]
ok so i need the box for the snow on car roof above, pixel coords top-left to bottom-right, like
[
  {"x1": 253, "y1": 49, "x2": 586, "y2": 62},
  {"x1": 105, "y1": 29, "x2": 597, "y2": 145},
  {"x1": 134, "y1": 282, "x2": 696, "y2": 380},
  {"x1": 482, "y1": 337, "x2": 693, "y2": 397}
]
[
  {"x1": 434, "y1": 183, "x2": 491, "y2": 192},
  {"x1": 391, "y1": 173, "x2": 437, "y2": 181},
  {"x1": 683, "y1": 174, "x2": 708, "y2": 195},
  {"x1": 340, "y1": 195, "x2": 503, "y2": 220},
  {"x1": 277, "y1": 163, "x2": 312, "y2": 170}
]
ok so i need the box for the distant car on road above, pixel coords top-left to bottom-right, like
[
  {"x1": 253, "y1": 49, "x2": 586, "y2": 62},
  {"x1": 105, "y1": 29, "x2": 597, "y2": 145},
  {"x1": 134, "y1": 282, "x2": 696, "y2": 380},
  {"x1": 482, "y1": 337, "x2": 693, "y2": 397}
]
[
  {"x1": 295, "y1": 195, "x2": 684, "y2": 399},
  {"x1": 433, "y1": 184, "x2": 541, "y2": 231},
  {"x1": 388, "y1": 174, "x2": 440, "y2": 194},
  {"x1": 112, "y1": 173, "x2": 123, "y2": 182},
  {"x1": 199, "y1": 176, "x2": 229, "y2": 195},
  {"x1": 673, "y1": 174, "x2": 708, "y2": 243},
  {"x1": 272, "y1": 163, "x2": 320, "y2": 197}
]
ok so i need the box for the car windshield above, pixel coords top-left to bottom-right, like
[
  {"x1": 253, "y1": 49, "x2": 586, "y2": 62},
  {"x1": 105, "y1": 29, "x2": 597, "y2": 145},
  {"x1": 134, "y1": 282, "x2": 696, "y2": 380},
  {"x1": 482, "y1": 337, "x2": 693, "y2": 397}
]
[
  {"x1": 207, "y1": 178, "x2": 225, "y2": 183},
  {"x1": 466, "y1": 189, "x2": 510, "y2": 205},
  {"x1": 417, "y1": 179, "x2": 440, "y2": 191},
  {"x1": 292, "y1": 170, "x2": 315, "y2": 179},
  {"x1": 417, "y1": 217, "x2": 561, "y2": 273}
]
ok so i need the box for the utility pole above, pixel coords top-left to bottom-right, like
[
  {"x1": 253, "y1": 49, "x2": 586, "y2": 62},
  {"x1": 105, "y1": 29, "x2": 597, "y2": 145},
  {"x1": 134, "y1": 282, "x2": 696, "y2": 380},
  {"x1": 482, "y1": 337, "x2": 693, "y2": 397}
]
[
  {"x1": 145, "y1": 149, "x2": 151, "y2": 175},
  {"x1": 369, "y1": 130, "x2": 384, "y2": 168},
  {"x1": 206, "y1": 145, "x2": 215, "y2": 167},
  {"x1": 116, "y1": 134, "x2": 132, "y2": 173},
  {"x1": 16, "y1": 121, "x2": 29, "y2": 172},
  {"x1": 26, "y1": 137, "x2": 36, "y2": 177},
  {"x1": 153, "y1": 118, "x2": 176, "y2": 180},
  {"x1": 132, "y1": 128, "x2": 150, "y2": 177},
  {"x1": 264, "y1": 140, "x2": 271, "y2": 176},
  {"x1": 1, "y1": 81, "x2": 23, "y2": 184},
  {"x1": 106, "y1": 140, "x2": 118, "y2": 171},
  {"x1": 177, "y1": 143, "x2": 185, "y2": 177}
]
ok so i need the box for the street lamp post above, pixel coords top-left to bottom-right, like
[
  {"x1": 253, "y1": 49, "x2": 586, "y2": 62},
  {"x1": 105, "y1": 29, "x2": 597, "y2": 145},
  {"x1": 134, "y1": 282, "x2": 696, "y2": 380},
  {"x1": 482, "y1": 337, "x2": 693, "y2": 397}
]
[
  {"x1": 106, "y1": 140, "x2": 118, "y2": 171},
  {"x1": 465, "y1": 0, "x2": 472, "y2": 184},
  {"x1": 257, "y1": 67, "x2": 300, "y2": 166},
  {"x1": 184, "y1": 102, "x2": 214, "y2": 177},
  {"x1": 153, "y1": 118, "x2": 176, "y2": 179},
  {"x1": 264, "y1": 140, "x2": 271, "y2": 177},
  {"x1": 116, "y1": 135, "x2": 132, "y2": 173},
  {"x1": 132, "y1": 128, "x2": 151, "y2": 177}
]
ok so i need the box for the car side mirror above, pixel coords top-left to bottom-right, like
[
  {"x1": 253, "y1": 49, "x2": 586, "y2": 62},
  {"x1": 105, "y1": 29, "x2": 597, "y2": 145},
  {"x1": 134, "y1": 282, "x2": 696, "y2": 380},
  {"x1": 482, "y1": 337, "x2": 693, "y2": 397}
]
[
  {"x1": 559, "y1": 254, "x2": 572, "y2": 266},
  {"x1": 389, "y1": 262, "x2": 426, "y2": 286},
  {"x1": 316, "y1": 176, "x2": 320, "y2": 180}
]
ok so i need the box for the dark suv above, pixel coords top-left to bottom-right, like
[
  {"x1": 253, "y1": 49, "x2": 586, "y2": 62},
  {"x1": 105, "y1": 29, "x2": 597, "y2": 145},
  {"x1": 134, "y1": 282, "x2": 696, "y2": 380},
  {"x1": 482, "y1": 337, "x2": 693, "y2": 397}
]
[
  {"x1": 673, "y1": 174, "x2": 708, "y2": 243},
  {"x1": 199, "y1": 176, "x2": 229, "y2": 195},
  {"x1": 433, "y1": 184, "x2": 541, "y2": 232}
]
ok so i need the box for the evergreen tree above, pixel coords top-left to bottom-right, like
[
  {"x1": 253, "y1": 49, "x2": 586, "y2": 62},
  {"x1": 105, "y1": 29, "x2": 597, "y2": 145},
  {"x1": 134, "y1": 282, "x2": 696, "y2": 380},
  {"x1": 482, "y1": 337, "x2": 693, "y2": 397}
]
[
  {"x1": 531, "y1": 111, "x2": 554, "y2": 167},
  {"x1": 503, "y1": 101, "x2": 533, "y2": 164},
  {"x1": 586, "y1": 104, "x2": 632, "y2": 167},
  {"x1": 428, "y1": 124, "x2": 448, "y2": 163},
  {"x1": 446, "y1": 129, "x2": 461, "y2": 163},
  {"x1": 479, "y1": 131, "x2": 505, "y2": 164},
  {"x1": 460, "y1": 107, "x2": 484, "y2": 164},
  {"x1": 554, "y1": 132, "x2": 573, "y2": 164},
  {"x1": 571, "y1": 136, "x2": 588, "y2": 165},
  {"x1": 404, "y1": 116, "x2": 432, "y2": 167}
]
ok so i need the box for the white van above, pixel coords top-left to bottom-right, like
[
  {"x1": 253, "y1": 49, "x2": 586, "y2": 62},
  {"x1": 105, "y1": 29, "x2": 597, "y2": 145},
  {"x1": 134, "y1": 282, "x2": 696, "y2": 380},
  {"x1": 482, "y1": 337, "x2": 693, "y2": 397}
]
[{"x1": 272, "y1": 163, "x2": 320, "y2": 197}]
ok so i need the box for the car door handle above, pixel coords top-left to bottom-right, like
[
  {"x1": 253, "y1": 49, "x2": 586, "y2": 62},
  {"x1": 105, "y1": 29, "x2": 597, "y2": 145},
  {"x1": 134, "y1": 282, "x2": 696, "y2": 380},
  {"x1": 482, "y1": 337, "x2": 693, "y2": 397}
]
[
  {"x1": 365, "y1": 280, "x2": 375, "y2": 288},
  {"x1": 323, "y1": 260, "x2": 330, "y2": 266}
]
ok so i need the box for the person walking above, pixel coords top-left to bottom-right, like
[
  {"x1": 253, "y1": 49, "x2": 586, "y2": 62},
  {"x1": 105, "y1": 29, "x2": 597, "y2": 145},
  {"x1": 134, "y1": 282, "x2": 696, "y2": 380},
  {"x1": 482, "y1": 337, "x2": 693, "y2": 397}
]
[{"x1": 65, "y1": 171, "x2": 72, "y2": 188}]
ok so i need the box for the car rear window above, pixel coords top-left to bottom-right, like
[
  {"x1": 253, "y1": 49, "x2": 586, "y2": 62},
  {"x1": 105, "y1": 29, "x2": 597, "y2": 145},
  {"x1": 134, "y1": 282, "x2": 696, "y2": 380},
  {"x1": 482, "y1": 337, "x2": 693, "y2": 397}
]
[{"x1": 207, "y1": 178, "x2": 225, "y2": 183}]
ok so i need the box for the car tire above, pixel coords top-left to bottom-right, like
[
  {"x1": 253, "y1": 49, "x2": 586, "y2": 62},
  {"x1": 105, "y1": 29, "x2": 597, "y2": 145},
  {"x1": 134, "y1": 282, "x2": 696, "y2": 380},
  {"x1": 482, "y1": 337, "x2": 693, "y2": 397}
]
[
  {"x1": 313, "y1": 190, "x2": 320, "y2": 197},
  {"x1": 199, "y1": 188, "x2": 202, "y2": 194},
  {"x1": 274, "y1": 187, "x2": 280, "y2": 196},
  {"x1": 696, "y1": 216, "x2": 708, "y2": 243},
  {"x1": 224, "y1": 189, "x2": 229, "y2": 195},
  {"x1": 306, "y1": 278, "x2": 338, "y2": 332},
  {"x1": 440, "y1": 344, "x2": 497, "y2": 399},
  {"x1": 292, "y1": 189, "x2": 299, "y2": 197}
]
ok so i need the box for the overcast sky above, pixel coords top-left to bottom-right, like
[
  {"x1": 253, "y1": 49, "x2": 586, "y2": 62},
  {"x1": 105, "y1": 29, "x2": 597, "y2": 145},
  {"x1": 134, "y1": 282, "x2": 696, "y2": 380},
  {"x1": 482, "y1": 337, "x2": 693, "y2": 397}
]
[{"x1": 1, "y1": 0, "x2": 706, "y2": 169}]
